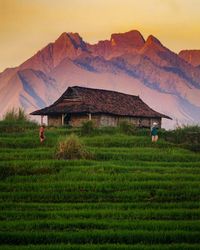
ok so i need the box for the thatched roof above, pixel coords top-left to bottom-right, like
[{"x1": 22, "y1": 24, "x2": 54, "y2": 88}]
[{"x1": 30, "y1": 86, "x2": 171, "y2": 119}]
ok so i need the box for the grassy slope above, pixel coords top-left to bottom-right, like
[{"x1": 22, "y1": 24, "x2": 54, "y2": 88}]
[{"x1": 0, "y1": 128, "x2": 200, "y2": 250}]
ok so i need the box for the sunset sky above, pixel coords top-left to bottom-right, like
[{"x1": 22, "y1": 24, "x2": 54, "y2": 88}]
[{"x1": 0, "y1": 0, "x2": 200, "y2": 72}]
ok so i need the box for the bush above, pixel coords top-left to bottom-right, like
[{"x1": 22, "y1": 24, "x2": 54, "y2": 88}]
[
  {"x1": 164, "y1": 125, "x2": 200, "y2": 144},
  {"x1": 118, "y1": 121, "x2": 137, "y2": 135},
  {"x1": 0, "y1": 120, "x2": 38, "y2": 133},
  {"x1": 3, "y1": 107, "x2": 28, "y2": 121},
  {"x1": 80, "y1": 120, "x2": 96, "y2": 135},
  {"x1": 0, "y1": 108, "x2": 38, "y2": 133},
  {"x1": 55, "y1": 134, "x2": 93, "y2": 160}
]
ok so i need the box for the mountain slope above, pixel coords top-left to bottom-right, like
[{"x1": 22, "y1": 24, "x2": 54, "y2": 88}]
[
  {"x1": 0, "y1": 30, "x2": 200, "y2": 128},
  {"x1": 0, "y1": 68, "x2": 59, "y2": 117},
  {"x1": 179, "y1": 50, "x2": 200, "y2": 67}
]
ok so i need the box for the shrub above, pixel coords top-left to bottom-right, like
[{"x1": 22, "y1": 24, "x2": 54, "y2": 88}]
[
  {"x1": 80, "y1": 120, "x2": 96, "y2": 135},
  {"x1": 3, "y1": 107, "x2": 28, "y2": 121},
  {"x1": 164, "y1": 125, "x2": 200, "y2": 144},
  {"x1": 118, "y1": 121, "x2": 137, "y2": 135},
  {"x1": 55, "y1": 134, "x2": 93, "y2": 160},
  {"x1": 0, "y1": 108, "x2": 38, "y2": 133}
]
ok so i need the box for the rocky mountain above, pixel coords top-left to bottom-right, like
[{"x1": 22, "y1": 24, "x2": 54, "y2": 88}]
[
  {"x1": 179, "y1": 50, "x2": 200, "y2": 67},
  {"x1": 0, "y1": 30, "x2": 200, "y2": 129},
  {"x1": 87, "y1": 30, "x2": 145, "y2": 59}
]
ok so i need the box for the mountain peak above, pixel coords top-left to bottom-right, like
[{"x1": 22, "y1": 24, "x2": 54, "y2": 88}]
[
  {"x1": 145, "y1": 35, "x2": 162, "y2": 47},
  {"x1": 50, "y1": 31, "x2": 89, "y2": 66},
  {"x1": 140, "y1": 35, "x2": 165, "y2": 55},
  {"x1": 55, "y1": 32, "x2": 86, "y2": 49},
  {"x1": 1, "y1": 28, "x2": 200, "y2": 129},
  {"x1": 110, "y1": 30, "x2": 145, "y2": 49},
  {"x1": 55, "y1": 32, "x2": 69, "y2": 45},
  {"x1": 179, "y1": 50, "x2": 200, "y2": 67}
]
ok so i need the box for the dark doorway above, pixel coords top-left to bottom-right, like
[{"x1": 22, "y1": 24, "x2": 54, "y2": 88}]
[{"x1": 64, "y1": 114, "x2": 71, "y2": 125}]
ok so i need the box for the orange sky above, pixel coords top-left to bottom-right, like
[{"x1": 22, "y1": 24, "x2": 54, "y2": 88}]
[{"x1": 0, "y1": 0, "x2": 200, "y2": 72}]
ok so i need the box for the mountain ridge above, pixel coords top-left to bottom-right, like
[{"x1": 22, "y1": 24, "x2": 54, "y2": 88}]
[
  {"x1": 0, "y1": 29, "x2": 200, "y2": 128},
  {"x1": 179, "y1": 50, "x2": 200, "y2": 67}
]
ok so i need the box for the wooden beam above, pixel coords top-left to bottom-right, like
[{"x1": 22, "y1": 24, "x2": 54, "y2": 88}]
[
  {"x1": 61, "y1": 114, "x2": 65, "y2": 125},
  {"x1": 41, "y1": 115, "x2": 44, "y2": 125},
  {"x1": 88, "y1": 113, "x2": 92, "y2": 120}
]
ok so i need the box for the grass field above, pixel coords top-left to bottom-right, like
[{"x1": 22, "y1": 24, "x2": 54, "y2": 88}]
[{"x1": 0, "y1": 126, "x2": 200, "y2": 249}]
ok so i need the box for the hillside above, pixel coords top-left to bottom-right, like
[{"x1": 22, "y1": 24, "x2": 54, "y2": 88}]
[
  {"x1": 179, "y1": 50, "x2": 200, "y2": 67},
  {"x1": 0, "y1": 126, "x2": 200, "y2": 249},
  {"x1": 1, "y1": 30, "x2": 200, "y2": 128}
]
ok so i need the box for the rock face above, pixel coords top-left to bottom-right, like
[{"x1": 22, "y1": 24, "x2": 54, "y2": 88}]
[
  {"x1": 110, "y1": 30, "x2": 145, "y2": 49},
  {"x1": 19, "y1": 32, "x2": 89, "y2": 73},
  {"x1": 87, "y1": 30, "x2": 145, "y2": 59},
  {"x1": 0, "y1": 29, "x2": 200, "y2": 128},
  {"x1": 179, "y1": 50, "x2": 200, "y2": 67}
]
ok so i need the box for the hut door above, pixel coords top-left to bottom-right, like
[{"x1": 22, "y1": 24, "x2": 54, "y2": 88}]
[{"x1": 64, "y1": 114, "x2": 71, "y2": 125}]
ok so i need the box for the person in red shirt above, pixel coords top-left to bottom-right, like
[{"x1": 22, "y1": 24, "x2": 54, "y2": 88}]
[{"x1": 39, "y1": 124, "x2": 45, "y2": 143}]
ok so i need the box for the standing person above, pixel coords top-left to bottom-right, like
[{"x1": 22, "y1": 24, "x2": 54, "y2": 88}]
[
  {"x1": 39, "y1": 124, "x2": 45, "y2": 143},
  {"x1": 151, "y1": 122, "x2": 158, "y2": 142}
]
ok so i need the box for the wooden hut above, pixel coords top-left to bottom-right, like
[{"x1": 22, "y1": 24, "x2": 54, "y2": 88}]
[{"x1": 30, "y1": 86, "x2": 171, "y2": 127}]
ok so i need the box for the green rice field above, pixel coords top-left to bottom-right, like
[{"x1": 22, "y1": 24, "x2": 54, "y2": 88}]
[{"x1": 0, "y1": 127, "x2": 200, "y2": 249}]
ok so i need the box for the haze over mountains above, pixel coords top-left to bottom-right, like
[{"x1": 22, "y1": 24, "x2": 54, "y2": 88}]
[{"x1": 0, "y1": 29, "x2": 200, "y2": 128}]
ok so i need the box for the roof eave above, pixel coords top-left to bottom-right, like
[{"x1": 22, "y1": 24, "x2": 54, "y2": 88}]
[{"x1": 30, "y1": 110, "x2": 172, "y2": 120}]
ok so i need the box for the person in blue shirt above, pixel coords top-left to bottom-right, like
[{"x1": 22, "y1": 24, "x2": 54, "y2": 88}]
[{"x1": 151, "y1": 122, "x2": 158, "y2": 142}]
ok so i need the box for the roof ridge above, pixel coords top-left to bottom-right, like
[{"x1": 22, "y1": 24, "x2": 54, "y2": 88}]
[{"x1": 71, "y1": 85, "x2": 140, "y2": 98}]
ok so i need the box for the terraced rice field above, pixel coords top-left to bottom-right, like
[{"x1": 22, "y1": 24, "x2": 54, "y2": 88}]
[{"x1": 0, "y1": 128, "x2": 200, "y2": 249}]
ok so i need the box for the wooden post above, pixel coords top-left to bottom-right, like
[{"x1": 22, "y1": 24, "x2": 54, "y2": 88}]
[
  {"x1": 41, "y1": 115, "x2": 44, "y2": 125},
  {"x1": 88, "y1": 113, "x2": 91, "y2": 121},
  {"x1": 61, "y1": 114, "x2": 64, "y2": 125}
]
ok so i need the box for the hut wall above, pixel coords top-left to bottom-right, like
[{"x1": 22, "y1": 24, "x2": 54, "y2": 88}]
[
  {"x1": 70, "y1": 114, "x2": 91, "y2": 127},
  {"x1": 100, "y1": 114, "x2": 118, "y2": 127},
  {"x1": 138, "y1": 118, "x2": 151, "y2": 128},
  {"x1": 100, "y1": 115, "x2": 140, "y2": 127},
  {"x1": 150, "y1": 118, "x2": 161, "y2": 128},
  {"x1": 118, "y1": 116, "x2": 139, "y2": 126},
  {"x1": 99, "y1": 115, "x2": 161, "y2": 128},
  {"x1": 47, "y1": 113, "x2": 101, "y2": 127},
  {"x1": 48, "y1": 113, "x2": 162, "y2": 128},
  {"x1": 68, "y1": 113, "x2": 144, "y2": 127},
  {"x1": 48, "y1": 115, "x2": 62, "y2": 126},
  {"x1": 91, "y1": 115, "x2": 101, "y2": 126}
]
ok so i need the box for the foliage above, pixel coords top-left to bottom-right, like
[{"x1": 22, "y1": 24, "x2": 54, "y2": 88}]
[
  {"x1": 80, "y1": 120, "x2": 153, "y2": 137},
  {"x1": 55, "y1": 133, "x2": 93, "y2": 160},
  {"x1": 0, "y1": 108, "x2": 38, "y2": 133},
  {"x1": 80, "y1": 120, "x2": 96, "y2": 135},
  {"x1": 0, "y1": 120, "x2": 38, "y2": 133},
  {"x1": 118, "y1": 120, "x2": 137, "y2": 135},
  {"x1": 163, "y1": 125, "x2": 200, "y2": 152},
  {"x1": 1, "y1": 127, "x2": 200, "y2": 248},
  {"x1": 3, "y1": 107, "x2": 28, "y2": 121}
]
